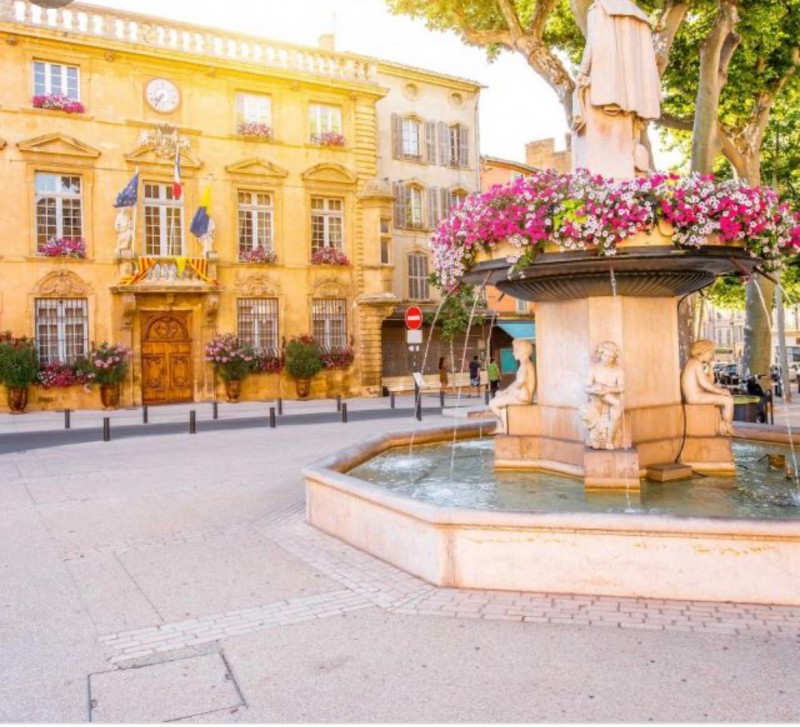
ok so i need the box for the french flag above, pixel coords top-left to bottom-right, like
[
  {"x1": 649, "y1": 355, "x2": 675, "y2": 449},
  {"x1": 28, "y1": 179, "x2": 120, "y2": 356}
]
[{"x1": 173, "y1": 147, "x2": 182, "y2": 200}]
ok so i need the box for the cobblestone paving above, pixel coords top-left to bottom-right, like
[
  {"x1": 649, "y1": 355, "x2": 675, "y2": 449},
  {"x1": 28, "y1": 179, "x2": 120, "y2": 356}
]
[{"x1": 96, "y1": 504, "x2": 800, "y2": 664}]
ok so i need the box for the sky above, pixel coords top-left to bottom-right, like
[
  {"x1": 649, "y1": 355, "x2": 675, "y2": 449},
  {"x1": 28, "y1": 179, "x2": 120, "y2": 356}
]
[{"x1": 86, "y1": 0, "x2": 675, "y2": 167}]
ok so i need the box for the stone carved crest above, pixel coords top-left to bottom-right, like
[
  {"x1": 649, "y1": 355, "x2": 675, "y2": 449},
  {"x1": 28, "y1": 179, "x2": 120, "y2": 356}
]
[
  {"x1": 236, "y1": 272, "x2": 281, "y2": 297},
  {"x1": 313, "y1": 278, "x2": 350, "y2": 298},
  {"x1": 37, "y1": 270, "x2": 90, "y2": 297},
  {"x1": 136, "y1": 123, "x2": 191, "y2": 160}
]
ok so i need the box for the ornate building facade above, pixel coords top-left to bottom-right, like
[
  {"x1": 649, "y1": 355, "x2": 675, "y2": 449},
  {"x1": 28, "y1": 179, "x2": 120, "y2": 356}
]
[{"x1": 0, "y1": 0, "x2": 481, "y2": 408}]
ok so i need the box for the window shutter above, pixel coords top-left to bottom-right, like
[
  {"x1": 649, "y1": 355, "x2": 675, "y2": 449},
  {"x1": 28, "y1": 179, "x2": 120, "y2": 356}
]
[
  {"x1": 427, "y1": 187, "x2": 440, "y2": 229},
  {"x1": 438, "y1": 122, "x2": 449, "y2": 166},
  {"x1": 404, "y1": 185, "x2": 414, "y2": 227},
  {"x1": 391, "y1": 113, "x2": 402, "y2": 159},
  {"x1": 459, "y1": 124, "x2": 469, "y2": 167},
  {"x1": 424, "y1": 121, "x2": 436, "y2": 164},
  {"x1": 440, "y1": 188, "x2": 451, "y2": 220},
  {"x1": 393, "y1": 182, "x2": 406, "y2": 228}
]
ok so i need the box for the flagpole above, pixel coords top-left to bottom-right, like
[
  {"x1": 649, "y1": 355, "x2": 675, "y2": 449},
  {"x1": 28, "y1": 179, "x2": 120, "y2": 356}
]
[{"x1": 131, "y1": 165, "x2": 139, "y2": 254}]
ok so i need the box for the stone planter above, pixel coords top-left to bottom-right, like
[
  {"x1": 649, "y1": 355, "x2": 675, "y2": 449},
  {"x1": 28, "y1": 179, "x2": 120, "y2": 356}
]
[
  {"x1": 7, "y1": 387, "x2": 28, "y2": 414},
  {"x1": 295, "y1": 378, "x2": 312, "y2": 399},
  {"x1": 100, "y1": 384, "x2": 121, "y2": 409},
  {"x1": 224, "y1": 379, "x2": 242, "y2": 403}
]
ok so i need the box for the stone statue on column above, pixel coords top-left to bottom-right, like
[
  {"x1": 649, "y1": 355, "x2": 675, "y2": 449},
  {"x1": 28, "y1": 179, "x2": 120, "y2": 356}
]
[
  {"x1": 681, "y1": 339, "x2": 735, "y2": 436},
  {"x1": 114, "y1": 208, "x2": 134, "y2": 256},
  {"x1": 571, "y1": 0, "x2": 661, "y2": 179},
  {"x1": 489, "y1": 339, "x2": 536, "y2": 434},
  {"x1": 200, "y1": 217, "x2": 216, "y2": 257},
  {"x1": 581, "y1": 341, "x2": 625, "y2": 450}
]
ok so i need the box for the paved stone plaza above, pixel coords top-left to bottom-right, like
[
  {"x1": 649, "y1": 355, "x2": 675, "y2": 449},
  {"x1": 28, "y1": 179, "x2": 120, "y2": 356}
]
[{"x1": 1, "y1": 402, "x2": 799, "y2": 722}]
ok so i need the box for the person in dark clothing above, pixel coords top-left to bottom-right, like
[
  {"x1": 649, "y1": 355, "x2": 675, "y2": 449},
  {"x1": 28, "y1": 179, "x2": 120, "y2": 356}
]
[
  {"x1": 746, "y1": 376, "x2": 768, "y2": 423},
  {"x1": 468, "y1": 355, "x2": 481, "y2": 397}
]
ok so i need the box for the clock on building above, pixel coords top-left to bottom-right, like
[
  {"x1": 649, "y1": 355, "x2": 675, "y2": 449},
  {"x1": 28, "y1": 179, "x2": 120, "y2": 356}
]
[{"x1": 145, "y1": 78, "x2": 180, "y2": 113}]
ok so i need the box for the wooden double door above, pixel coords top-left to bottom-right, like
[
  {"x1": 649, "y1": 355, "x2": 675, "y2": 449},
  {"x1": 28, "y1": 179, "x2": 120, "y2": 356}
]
[{"x1": 141, "y1": 311, "x2": 193, "y2": 404}]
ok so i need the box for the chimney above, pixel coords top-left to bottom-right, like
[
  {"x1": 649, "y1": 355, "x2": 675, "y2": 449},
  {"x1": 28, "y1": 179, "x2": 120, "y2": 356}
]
[{"x1": 318, "y1": 33, "x2": 335, "y2": 52}]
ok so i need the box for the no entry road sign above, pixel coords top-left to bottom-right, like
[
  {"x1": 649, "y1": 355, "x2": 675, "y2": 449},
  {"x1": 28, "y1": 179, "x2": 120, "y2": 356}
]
[{"x1": 404, "y1": 305, "x2": 423, "y2": 330}]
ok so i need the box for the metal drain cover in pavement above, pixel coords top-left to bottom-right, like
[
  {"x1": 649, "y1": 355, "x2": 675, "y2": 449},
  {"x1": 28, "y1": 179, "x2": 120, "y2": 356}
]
[{"x1": 89, "y1": 653, "x2": 244, "y2": 722}]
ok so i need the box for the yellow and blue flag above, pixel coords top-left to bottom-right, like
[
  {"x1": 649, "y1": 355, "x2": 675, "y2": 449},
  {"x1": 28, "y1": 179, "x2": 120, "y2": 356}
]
[
  {"x1": 114, "y1": 169, "x2": 139, "y2": 208},
  {"x1": 190, "y1": 185, "x2": 212, "y2": 238}
]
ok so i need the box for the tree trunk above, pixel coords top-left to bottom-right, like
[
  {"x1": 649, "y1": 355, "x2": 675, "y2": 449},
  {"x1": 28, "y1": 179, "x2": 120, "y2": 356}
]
[
  {"x1": 677, "y1": 296, "x2": 695, "y2": 368},
  {"x1": 743, "y1": 275, "x2": 775, "y2": 386},
  {"x1": 775, "y1": 277, "x2": 791, "y2": 402}
]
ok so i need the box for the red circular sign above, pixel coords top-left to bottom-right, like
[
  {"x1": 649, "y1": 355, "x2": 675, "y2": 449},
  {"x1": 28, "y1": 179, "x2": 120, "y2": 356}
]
[{"x1": 404, "y1": 306, "x2": 423, "y2": 330}]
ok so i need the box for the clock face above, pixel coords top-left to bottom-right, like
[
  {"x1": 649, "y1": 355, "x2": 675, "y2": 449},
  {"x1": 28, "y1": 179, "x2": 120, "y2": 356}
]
[{"x1": 146, "y1": 78, "x2": 180, "y2": 113}]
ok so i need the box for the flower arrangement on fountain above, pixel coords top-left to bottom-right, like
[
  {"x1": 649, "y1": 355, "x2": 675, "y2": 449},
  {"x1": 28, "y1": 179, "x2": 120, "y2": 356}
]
[
  {"x1": 239, "y1": 246, "x2": 278, "y2": 264},
  {"x1": 37, "y1": 361, "x2": 94, "y2": 390},
  {"x1": 204, "y1": 333, "x2": 256, "y2": 382},
  {"x1": 32, "y1": 93, "x2": 85, "y2": 114},
  {"x1": 235, "y1": 121, "x2": 273, "y2": 140},
  {"x1": 313, "y1": 131, "x2": 346, "y2": 147},
  {"x1": 320, "y1": 345, "x2": 354, "y2": 370},
  {"x1": 39, "y1": 237, "x2": 86, "y2": 259},
  {"x1": 311, "y1": 247, "x2": 349, "y2": 266},
  {"x1": 430, "y1": 169, "x2": 800, "y2": 290}
]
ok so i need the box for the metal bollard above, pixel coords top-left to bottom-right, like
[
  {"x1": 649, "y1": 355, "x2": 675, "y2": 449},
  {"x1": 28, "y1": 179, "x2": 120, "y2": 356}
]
[
  {"x1": 390, "y1": 392, "x2": 396, "y2": 409},
  {"x1": 269, "y1": 407, "x2": 276, "y2": 428},
  {"x1": 189, "y1": 410, "x2": 196, "y2": 434},
  {"x1": 484, "y1": 389, "x2": 490, "y2": 405},
  {"x1": 212, "y1": 401, "x2": 218, "y2": 420},
  {"x1": 277, "y1": 397, "x2": 283, "y2": 415},
  {"x1": 415, "y1": 397, "x2": 422, "y2": 421},
  {"x1": 439, "y1": 390, "x2": 445, "y2": 407},
  {"x1": 336, "y1": 394, "x2": 342, "y2": 412},
  {"x1": 143, "y1": 405, "x2": 148, "y2": 424},
  {"x1": 341, "y1": 402, "x2": 348, "y2": 423},
  {"x1": 64, "y1": 408, "x2": 71, "y2": 430},
  {"x1": 103, "y1": 417, "x2": 111, "y2": 442}
]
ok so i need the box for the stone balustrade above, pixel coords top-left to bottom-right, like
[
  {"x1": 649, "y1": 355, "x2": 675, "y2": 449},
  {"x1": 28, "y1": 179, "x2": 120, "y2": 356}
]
[{"x1": 1, "y1": 0, "x2": 378, "y2": 84}]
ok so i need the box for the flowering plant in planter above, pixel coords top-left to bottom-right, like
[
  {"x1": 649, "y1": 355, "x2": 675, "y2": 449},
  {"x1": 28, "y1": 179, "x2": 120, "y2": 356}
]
[
  {"x1": 431, "y1": 170, "x2": 800, "y2": 290},
  {"x1": 0, "y1": 333, "x2": 40, "y2": 389},
  {"x1": 320, "y1": 346, "x2": 354, "y2": 370},
  {"x1": 284, "y1": 335, "x2": 323, "y2": 380},
  {"x1": 239, "y1": 247, "x2": 278, "y2": 264},
  {"x1": 312, "y1": 131, "x2": 346, "y2": 147},
  {"x1": 205, "y1": 333, "x2": 256, "y2": 382},
  {"x1": 236, "y1": 121, "x2": 273, "y2": 140},
  {"x1": 252, "y1": 348, "x2": 284, "y2": 374},
  {"x1": 37, "y1": 361, "x2": 94, "y2": 390},
  {"x1": 39, "y1": 237, "x2": 86, "y2": 258},
  {"x1": 311, "y1": 247, "x2": 349, "y2": 266},
  {"x1": 32, "y1": 94, "x2": 85, "y2": 114},
  {"x1": 88, "y1": 343, "x2": 131, "y2": 385}
]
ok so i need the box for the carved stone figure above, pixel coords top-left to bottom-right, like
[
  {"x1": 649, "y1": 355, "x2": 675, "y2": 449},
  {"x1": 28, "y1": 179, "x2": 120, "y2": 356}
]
[
  {"x1": 489, "y1": 339, "x2": 536, "y2": 434},
  {"x1": 114, "y1": 208, "x2": 133, "y2": 255},
  {"x1": 200, "y1": 217, "x2": 216, "y2": 257},
  {"x1": 581, "y1": 341, "x2": 625, "y2": 450},
  {"x1": 571, "y1": 0, "x2": 661, "y2": 179},
  {"x1": 681, "y1": 339, "x2": 735, "y2": 436}
]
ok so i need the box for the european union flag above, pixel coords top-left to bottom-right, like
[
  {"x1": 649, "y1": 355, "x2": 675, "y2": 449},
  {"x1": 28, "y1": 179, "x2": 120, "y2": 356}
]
[
  {"x1": 190, "y1": 185, "x2": 212, "y2": 237},
  {"x1": 114, "y1": 170, "x2": 139, "y2": 208}
]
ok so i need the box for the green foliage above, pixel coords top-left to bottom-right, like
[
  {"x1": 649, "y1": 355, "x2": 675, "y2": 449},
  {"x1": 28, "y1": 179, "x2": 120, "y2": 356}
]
[
  {"x1": 424, "y1": 283, "x2": 485, "y2": 343},
  {"x1": 0, "y1": 333, "x2": 40, "y2": 389},
  {"x1": 284, "y1": 336, "x2": 323, "y2": 380},
  {"x1": 706, "y1": 275, "x2": 746, "y2": 311}
]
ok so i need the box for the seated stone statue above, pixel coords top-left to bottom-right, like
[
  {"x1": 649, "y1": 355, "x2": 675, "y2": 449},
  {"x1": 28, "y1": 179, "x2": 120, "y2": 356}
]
[
  {"x1": 489, "y1": 339, "x2": 536, "y2": 434},
  {"x1": 681, "y1": 339, "x2": 735, "y2": 436},
  {"x1": 581, "y1": 341, "x2": 625, "y2": 450}
]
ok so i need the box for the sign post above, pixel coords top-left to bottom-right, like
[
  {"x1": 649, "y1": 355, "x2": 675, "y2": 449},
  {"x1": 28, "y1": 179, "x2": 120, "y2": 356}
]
[{"x1": 405, "y1": 306, "x2": 424, "y2": 411}]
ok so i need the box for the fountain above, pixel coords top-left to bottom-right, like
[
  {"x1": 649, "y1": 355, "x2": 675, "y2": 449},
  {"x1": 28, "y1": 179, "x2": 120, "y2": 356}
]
[{"x1": 303, "y1": 0, "x2": 800, "y2": 605}]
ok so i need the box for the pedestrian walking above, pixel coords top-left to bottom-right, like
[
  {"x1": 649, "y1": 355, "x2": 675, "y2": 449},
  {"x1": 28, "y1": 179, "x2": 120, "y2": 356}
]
[{"x1": 487, "y1": 356, "x2": 501, "y2": 398}]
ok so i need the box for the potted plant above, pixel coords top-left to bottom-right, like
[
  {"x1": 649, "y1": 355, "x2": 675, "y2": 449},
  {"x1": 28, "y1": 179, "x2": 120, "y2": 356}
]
[
  {"x1": 205, "y1": 333, "x2": 256, "y2": 402},
  {"x1": 0, "y1": 333, "x2": 40, "y2": 413},
  {"x1": 88, "y1": 342, "x2": 131, "y2": 409},
  {"x1": 284, "y1": 335, "x2": 322, "y2": 399}
]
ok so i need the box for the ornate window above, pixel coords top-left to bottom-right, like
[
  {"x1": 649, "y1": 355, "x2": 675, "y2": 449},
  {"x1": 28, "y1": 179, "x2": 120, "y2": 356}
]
[
  {"x1": 144, "y1": 183, "x2": 183, "y2": 256},
  {"x1": 33, "y1": 60, "x2": 80, "y2": 100},
  {"x1": 238, "y1": 191, "x2": 273, "y2": 253},
  {"x1": 311, "y1": 197, "x2": 344, "y2": 252},
  {"x1": 35, "y1": 173, "x2": 83, "y2": 250},
  {"x1": 235, "y1": 92, "x2": 271, "y2": 125},
  {"x1": 237, "y1": 298, "x2": 279, "y2": 355},
  {"x1": 312, "y1": 298, "x2": 347, "y2": 350},
  {"x1": 308, "y1": 103, "x2": 342, "y2": 142},
  {"x1": 407, "y1": 253, "x2": 430, "y2": 301},
  {"x1": 34, "y1": 298, "x2": 88, "y2": 365}
]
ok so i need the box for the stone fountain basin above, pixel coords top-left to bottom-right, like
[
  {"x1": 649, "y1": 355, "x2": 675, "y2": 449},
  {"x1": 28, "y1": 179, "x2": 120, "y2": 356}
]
[{"x1": 303, "y1": 422, "x2": 800, "y2": 606}]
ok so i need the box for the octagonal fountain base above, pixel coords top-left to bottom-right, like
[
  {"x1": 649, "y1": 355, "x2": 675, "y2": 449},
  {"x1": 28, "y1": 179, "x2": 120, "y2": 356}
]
[{"x1": 304, "y1": 423, "x2": 800, "y2": 606}]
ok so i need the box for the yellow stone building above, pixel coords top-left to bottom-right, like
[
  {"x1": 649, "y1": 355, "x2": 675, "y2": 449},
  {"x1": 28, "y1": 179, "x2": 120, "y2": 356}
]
[{"x1": 0, "y1": 0, "x2": 427, "y2": 409}]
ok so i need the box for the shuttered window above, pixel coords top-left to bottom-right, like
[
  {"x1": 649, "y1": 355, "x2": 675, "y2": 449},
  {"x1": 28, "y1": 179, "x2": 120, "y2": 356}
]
[{"x1": 408, "y1": 254, "x2": 430, "y2": 301}]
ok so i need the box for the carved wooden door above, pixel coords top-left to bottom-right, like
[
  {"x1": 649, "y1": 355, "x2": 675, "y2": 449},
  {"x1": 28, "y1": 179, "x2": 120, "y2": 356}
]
[{"x1": 141, "y1": 312, "x2": 193, "y2": 403}]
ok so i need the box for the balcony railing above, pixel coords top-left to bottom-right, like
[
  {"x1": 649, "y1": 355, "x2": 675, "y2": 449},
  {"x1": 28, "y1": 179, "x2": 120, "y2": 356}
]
[{"x1": 1, "y1": 0, "x2": 378, "y2": 84}]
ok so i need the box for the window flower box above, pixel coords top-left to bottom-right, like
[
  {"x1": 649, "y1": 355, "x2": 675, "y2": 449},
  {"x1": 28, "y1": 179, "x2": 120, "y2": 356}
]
[
  {"x1": 39, "y1": 237, "x2": 86, "y2": 259},
  {"x1": 37, "y1": 362, "x2": 94, "y2": 390},
  {"x1": 236, "y1": 121, "x2": 274, "y2": 141},
  {"x1": 311, "y1": 132, "x2": 346, "y2": 147},
  {"x1": 311, "y1": 248, "x2": 349, "y2": 266},
  {"x1": 32, "y1": 94, "x2": 85, "y2": 114},
  {"x1": 239, "y1": 247, "x2": 278, "y2": 264},
  {"x1": 320, "y1": 346, "x2": 354, "y2": 370}
]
